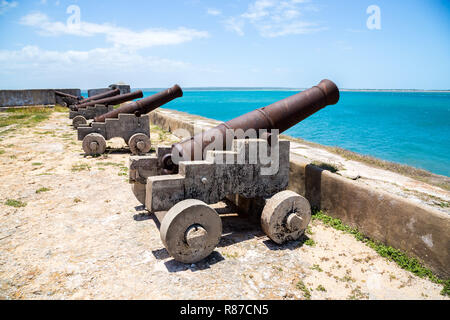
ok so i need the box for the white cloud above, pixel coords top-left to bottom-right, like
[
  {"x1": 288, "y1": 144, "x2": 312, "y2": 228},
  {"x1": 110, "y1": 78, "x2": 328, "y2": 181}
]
[
  {"x1": 207, "y1": 8, "x2": 221, "y2": 16},
  {"x1": 225, "y1": 0, "x2": 324, "y2": 38},
  {"x1": 0, "y1": 45, "x2": 200, "y2": 88},
  {"x1": 8, "y1": 11, "x2": 211, "y2": 87},
  {"x1": 224, "y1": 17, "x2": 245, "y2": 36},
  {"x1": 0, "y1": 45, "x2": 190, "y2": 74},
  {"x1": 0, "y1": 0, "x2": 18, "y2": 15},
  {"x1": 20, "y1": 12, "x2": 209, "y2": 50}
]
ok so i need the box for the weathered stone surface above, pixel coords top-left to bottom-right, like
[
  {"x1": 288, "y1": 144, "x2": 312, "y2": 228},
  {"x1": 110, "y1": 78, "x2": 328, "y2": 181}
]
[
  {"x1": 69, "y1": 104, "x2": 113, "y2": 120},
  {"x1": 160, "y1": 199, "x2": 222, "y2": 263},
  {"x1": 87, "y1": 88, "x2": 110, "y2": 97},
  {"x1": 81, "y1": 133, "x2": 106, "y2": 155},
  {"x1": 128, "y1": 133, "x2": 151, "y2": 155},
  {"x1": 77, "y1": 114, "x2": 150, "y2": 149},
  {"x1": 0, "y1": 89, "x2": 80, "y2": 107},
  {"x1": 72, "y1": 115, "x2": 87, "y2": 129},
  {"x1": 261, "y1": 190, "x2": 311, "y2": 244},
  {"x1": 129, "y1": 155, "x2": 161, "y2": 184},
  {"x1": 145, "y1": 139, "x2": 290, "y2": 212},
  {"x1": 289, "y1": 159, "x2": 450, "y2": 278},
  {"x1": 146, "y1": 175, "x2": 185, "y2": 211}
]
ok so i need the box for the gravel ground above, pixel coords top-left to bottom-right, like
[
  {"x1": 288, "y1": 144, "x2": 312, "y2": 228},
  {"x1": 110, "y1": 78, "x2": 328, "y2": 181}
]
[{"x1": 0, "y1": 112, "x2": 447, "y2": 300}]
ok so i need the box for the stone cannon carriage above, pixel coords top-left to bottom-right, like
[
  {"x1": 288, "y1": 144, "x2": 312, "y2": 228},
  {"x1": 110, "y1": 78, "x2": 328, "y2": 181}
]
[
  {"x1": 70, "y1": 90, "x2": 143, "y2": 128},
  {"x1": 70, "y1": 104, "x2": 114, "y2": 128},
  {"x1": 77, "y1": 85, "x2": 183, "y2": 156},
  {"x1": 128, "y1": 79, "x2": 340, "y2": 264}
]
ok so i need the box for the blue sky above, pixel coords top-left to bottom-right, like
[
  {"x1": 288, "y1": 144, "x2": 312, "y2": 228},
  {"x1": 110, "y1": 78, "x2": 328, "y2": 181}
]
[{"x1": 0, "y1": 0, "x2": 449, "y2": 89}]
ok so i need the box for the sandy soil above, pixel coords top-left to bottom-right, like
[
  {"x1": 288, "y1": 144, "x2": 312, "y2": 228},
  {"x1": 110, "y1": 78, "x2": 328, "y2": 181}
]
[{"x1": 0, "y1": 112, "x2": 446, "y2": 300}]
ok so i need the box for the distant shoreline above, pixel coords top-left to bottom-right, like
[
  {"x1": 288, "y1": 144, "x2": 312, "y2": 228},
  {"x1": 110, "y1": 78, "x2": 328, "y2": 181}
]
[{"x1": 132, "y1": 87, "x2": 450, "y2": 93}]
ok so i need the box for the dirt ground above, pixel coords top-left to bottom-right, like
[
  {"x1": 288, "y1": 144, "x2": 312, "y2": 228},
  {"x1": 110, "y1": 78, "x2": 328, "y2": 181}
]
[{"x1": 0, "y1": 111, "x2": 447, "y2": 300}]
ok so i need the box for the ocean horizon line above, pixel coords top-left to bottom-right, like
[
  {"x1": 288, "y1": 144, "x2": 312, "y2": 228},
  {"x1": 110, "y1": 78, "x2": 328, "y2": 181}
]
[{"x1": 127, "y1": 87, "x2": 450, "y2": 93}]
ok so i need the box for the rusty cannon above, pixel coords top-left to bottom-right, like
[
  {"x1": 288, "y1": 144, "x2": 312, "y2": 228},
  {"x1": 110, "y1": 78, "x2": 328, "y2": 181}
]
[
  {"x1": 69, "y1": 89, "x2": 121, "y2": 128},
  {"x1": 77, "y1": 85, "x2": 183, "y2": 156},
  {"x1": 73, "y1": 90, "x2": 144, "y2": 111},
  {"x1": 54, "y1": 90, "x2": 84, "y2": 106},
  {"x1": 128, "y1": 79, "x2": 339, "y2": 264},
  {"x1": 73, "y1": 88, "x2": 120, "y2": 106},
  {"x1": 70, "y1": 90, "x2": 144, "y2": 128}
]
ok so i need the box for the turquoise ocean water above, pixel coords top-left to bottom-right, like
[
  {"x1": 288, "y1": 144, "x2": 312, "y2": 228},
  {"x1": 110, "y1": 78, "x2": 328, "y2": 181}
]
[{"x1": 85, "y1": 89, "x2": 450, "y2": 177}]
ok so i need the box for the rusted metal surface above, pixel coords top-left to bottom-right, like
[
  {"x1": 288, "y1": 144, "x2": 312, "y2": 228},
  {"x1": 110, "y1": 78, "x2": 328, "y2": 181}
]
[
  {"x1": 55, "y1": 90, "x2": 83, "y2": 105},
  {"x1": 93, "y1": 85, "x2": 183, "y2": 123},
  {"x1": 75, "y1": 88, "x2": 120, "y2": 105},
  {"x1": 165, "y1": 79, "x2": 339, "y2": 172},
  {"x1": 74, "y1": 90, "x2": 144, "y2": 111},
  {"x1": 54, "y1": 91, "x2": 81, "y2": 100}
]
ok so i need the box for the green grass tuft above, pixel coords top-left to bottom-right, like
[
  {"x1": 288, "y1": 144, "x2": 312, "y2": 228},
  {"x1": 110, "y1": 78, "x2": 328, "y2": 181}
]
[
  {"x1": 96, "y1": 162, "x2": 123, "y2": 167},
  {"x1": 71, "y1": 163, "x2": 91, "y2": 172},
  {"x1": 36, "y1": 187, "x2": 51, "y2": 194},
  {"x1": 311, "y1": 264, "x2": 323, "y2": 272},
  {"x1": 295, "y1": 280, "x2": 311, "y2": 299},
  {"x1": 316, "y1": 285, "x2": 326, "y2": 292},
  {"x1": 5, "y1": 199, "x2": 27, "y2": 208},
  {"x1": 0, "y1": 107, "x2": 53, "y2": 135},
  {"x1": 441, "y1": 280, "x2": 450, "y2": 296},
  {"x1": 312, "y1": 209, "x2": 449, "y2": 295}
]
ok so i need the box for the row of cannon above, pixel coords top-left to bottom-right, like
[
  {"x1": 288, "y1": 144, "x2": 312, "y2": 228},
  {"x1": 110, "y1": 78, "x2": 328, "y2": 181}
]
[{"x1": 57, "y1": 80, "x2": 340, "y2": 264}]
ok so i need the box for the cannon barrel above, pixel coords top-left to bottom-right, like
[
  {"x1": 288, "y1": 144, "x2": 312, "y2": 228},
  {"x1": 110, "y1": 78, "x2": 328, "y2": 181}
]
[
  {"x1": 54, "y1": 91, "x2": 82, "y2": 100},
  {"x1": 74, "y1": 90, "x2": 144, "y2": 111},
  {"x1": 75, "y1": 88, "x2": 120, "y2": 105},
  {"x1": 55, "y1": 91, "x2": 83, "y2": 105},
  {"x1": 166, "y1": 79, "x2": 339, "y2": 171},
  {"x1": 93, "y1": 85, "x2": 183, "y2": 123}
]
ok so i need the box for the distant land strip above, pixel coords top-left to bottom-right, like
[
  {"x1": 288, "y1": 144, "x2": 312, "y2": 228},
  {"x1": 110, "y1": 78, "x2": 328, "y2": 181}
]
[{"x1": 131, "y1": 87, "x2": 450, "y2": 93}]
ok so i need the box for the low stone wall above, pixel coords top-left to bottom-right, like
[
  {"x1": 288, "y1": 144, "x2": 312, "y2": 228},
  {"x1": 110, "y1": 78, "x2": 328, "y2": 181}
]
[
  {"x1": 0, "y1": 89, "x2": 81, "y2": 107},
  {"x1": 149, "y1": 108, "x2": 450, "y2": 278},
  {"x1": 289, "y1": 158, "x2": 449, "y2": 279}
]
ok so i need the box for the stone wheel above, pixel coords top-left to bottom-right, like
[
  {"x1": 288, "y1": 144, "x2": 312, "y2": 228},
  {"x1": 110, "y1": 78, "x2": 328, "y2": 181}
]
[
  {"x1": 82, "y1": 133, "x2": 106, "y2": 155},
  {"x1": 160, "y1": 199, "x2": 222, "y2": 264},
  {"x1": 261, "y1": 190, "x2": 311, "y2": 244},
  {"x1": 128, "y1": 133, "x2": 151, "y2": 155},
  {"x1": 72, "y1": 115, "x2": 87, "y2": 128},
  {"x1": 131, "y1": 182, "x2": 146, "y2": 205}
]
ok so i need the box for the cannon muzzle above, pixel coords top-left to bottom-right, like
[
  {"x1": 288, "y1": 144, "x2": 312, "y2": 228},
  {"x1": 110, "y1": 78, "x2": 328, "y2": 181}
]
[
  {"x1": 164, "y1": 79, "x2": 339, "y2": 172},
  {"x1": 93, "y1": 85, "x2": 183, "y2": 123},
  {"x1": 75, "y1": 88, "x2": 120, "y2": 105},
  {"x1": 74, "y1": 90, "x2": 144, "y2": 111}
]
